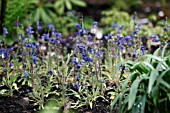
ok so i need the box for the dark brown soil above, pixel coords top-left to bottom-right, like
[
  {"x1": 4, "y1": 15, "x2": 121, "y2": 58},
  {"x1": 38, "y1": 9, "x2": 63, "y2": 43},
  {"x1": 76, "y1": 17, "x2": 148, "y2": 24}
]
[{"x1": 0, "y1": 96, "x2": 32, "y2": 113}]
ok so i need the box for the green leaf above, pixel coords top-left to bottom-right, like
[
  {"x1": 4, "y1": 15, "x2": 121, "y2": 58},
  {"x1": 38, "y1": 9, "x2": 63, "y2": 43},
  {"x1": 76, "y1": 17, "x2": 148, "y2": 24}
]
[
  {"x1": 65, "y1": 0, "x2": 72, "y2": 10},
  {"x1": 40, "y1": 8, "x2": 52, "y2": 23},
  {"x1": 89, "y1": 101, "x2": 93, "y2": 109},
  {"x1": 132, "y1": 94, "x2": 146, "y2": 113},
  {"x1": 10, "y1": 75, "x2": 18, "y2": 83},
  {"x1": 131, "y1": 63, "x2": 149, "y2": 74},
  {"x1": 166, "y1": 57, "x2": 170, "y2": 66},
  {"x1": 148, "y1": 63, "x2": 161, "y2": 94},
  {"x1": 143, "y1": 62, "x2": 155, "y2": 70},
  {"x1": 110, "y1": 94, "x2": 120, "y2": 112},
  {"x1": 144, "y1": 54, "x2": 162, "y2": 62},
  {"x1": 33, "y1": 7, "x2": 41, "y2": 22},
  {"x1": 151, "y1": 86, "x2": 159, "y2": 106},
  {"x1": 57, "y1": 4, "x2": 64, "y2": 15},
  {"x1": 160, "y1": 80, "x2": 170, "y2": 89},
  {"x1": 130, "y1": 72, "x2": 140, "y2": 83},
  {"x1": 54, "y1": 0, "x2": 63, "y2": 8},
  {"x1": 161, "y1": 44, "x2": 168, "y2": 57},
  {"x1": 128, "y1": 78, "x2": 144, "y2": 110},
  {"x1": 153, "y1": 47, "x2": 160, "y2": 56},
  {"x1": 71, "y1": 0, "x2": 86, "y2": 7}
]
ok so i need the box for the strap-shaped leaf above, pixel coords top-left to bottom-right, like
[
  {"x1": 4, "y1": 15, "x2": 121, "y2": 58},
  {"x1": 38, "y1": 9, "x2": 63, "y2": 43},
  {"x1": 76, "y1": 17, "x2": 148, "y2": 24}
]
[
  {"x1": 144, "y1": 54, "x2": 162, "y2": 61},
  {"x1": 128, "y1": 78, "x2": 145, "y2": 110},
  {"x1": 71, "y1": 0, "x2": 87, "y2": 7},
  {"x1": 148, "y1": 63, "x2": 161, "y2": 94},
  {"x1": 131, "y1": 63, "x2": 149, "y2": 74}
]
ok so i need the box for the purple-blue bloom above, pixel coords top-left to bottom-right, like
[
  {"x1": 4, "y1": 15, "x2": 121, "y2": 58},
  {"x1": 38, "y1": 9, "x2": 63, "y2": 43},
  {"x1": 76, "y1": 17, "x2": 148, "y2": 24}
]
[
  {"x1": 104, "y1": 34, "x2": 113, "y2": 40},
  {"x1": 132, "y1": 52, "x2": 136, "y2": 61},
  {"x1": 74, "y1": 24, "x2": 81, "y2": 29},
  {"x1": 87, "y1": 46, "x2": 92, "y2": 53},
  {"x1": 125, "y1": 35, "x2": 133, "y2": 41},
  {"x1": 36, "y1": 21, "x2": 42, "y2": 31},
  {"x1": 118, "y1": 25, "x2": 124, "y2": 30},
  {"x1": 72, "y1": 58, "x2": 78, "y2": 65},
  {"x1": 48, "y1": 24, "x2": 54, "y2": 29},
  {"x1": 118, "y1": 44, "x2": 125, "y2": 51},
  {"x1": 151, "y1": 34, "x2": 160, "y2": 42},
  {"x1": 79, "y1": 61, "x2": 86, "y2": 66},
  {"x1": 162, "y1": 20, "x2": 166, "y2": 25},
  {"x1": 3, "y1": 27, "x2": 8, "y2": 35},
  {"x1": 33, "y1": 56, "x2": 37, "y2": 65},
  {"x1": 23, "y1": 38, "x2": 28, "y2": 43},
  {"x1": 68, "y1": 36, "x2": 73, "y2": 40},
  {"x1": 26, "y1": 26, "x2": 34, "y2": 35},
  {"x1": 48, "y1": 71, "x2": 53, "y2": 75},
  {"x1": 76, "y1": 76, "x2": 80, "y2": 81},
  {"x1": 163, "y1": 28, "x2": 169, "y2": 32},
  {"x1": 168, "y1": 42, "x2": 170, "y2": 46},
  {"x1": 73, "y1": 84, "x2": 80, "y2": 90},
  {"x1": 93, "y1": 21, "x2": 98, "y2": 26},
  {"x1": 14, "y1": 20, "x2": 20, "y2": 26},
  {"x1": 112, "y1": 23, "x2": 118, "y2": 29},
  {"x1": 140, "y1": 46, "x2": 146, "y2": 55},
  {"x1": 10, "y1": 63, "x2": 14, "y2": 68},
  {"x1": 24, "y1": 71, "x2": 28, "y2": 77},
  {"x1": 128, "y1": 41, "x2": 132, "y2": 46}
]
